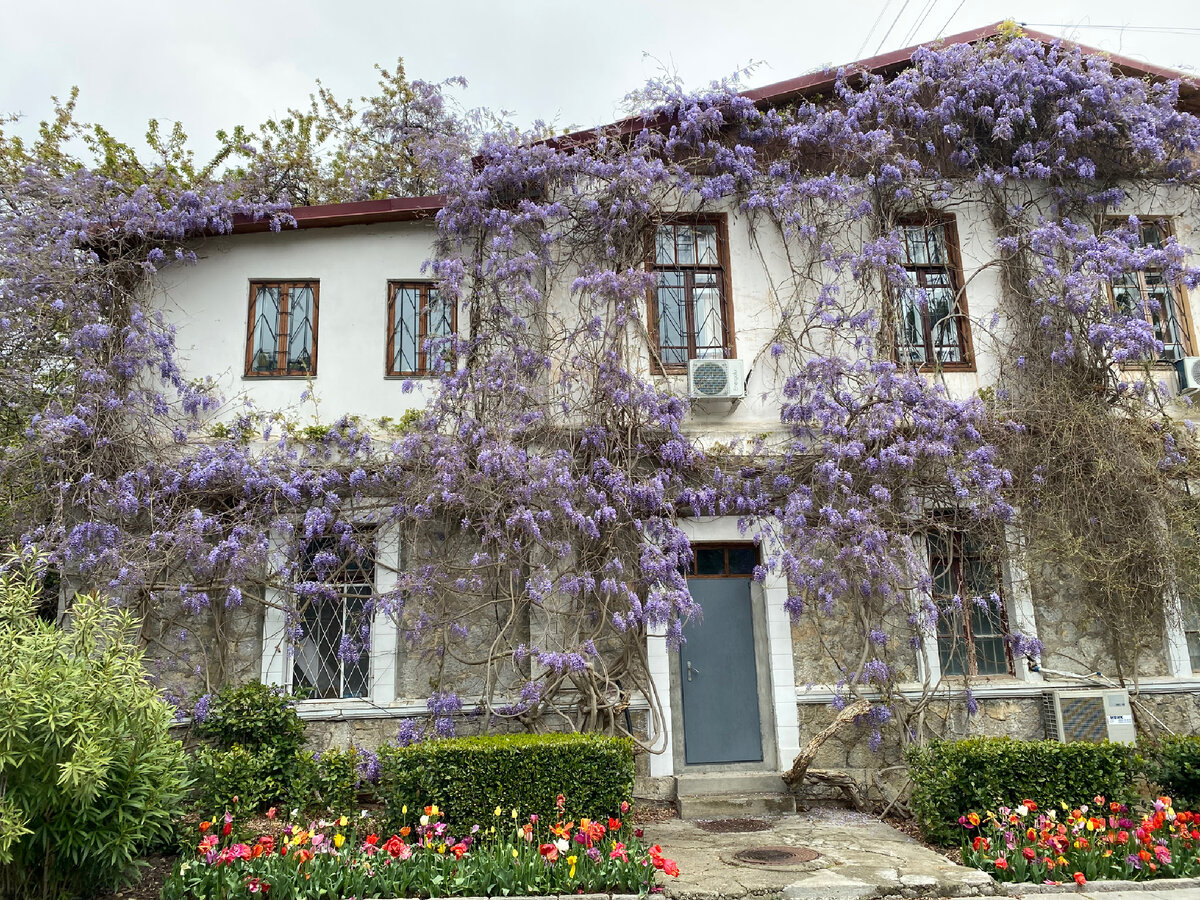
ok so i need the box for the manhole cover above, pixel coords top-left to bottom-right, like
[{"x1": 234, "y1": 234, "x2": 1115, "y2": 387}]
[
  {"x1": 697, "y1": 818, "x2": 771, "y2": 833},
  {"x1": 732, "y1": 846, "x2": 820, "y2": 866}
]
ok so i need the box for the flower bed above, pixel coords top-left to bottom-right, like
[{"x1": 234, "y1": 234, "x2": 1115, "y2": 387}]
[
  {"x1": 162, "y1": 796, "x2": 677, "y2": 899},
  {"x1": 960, "y1": 796, "x2": 1200, "y2": 884}
]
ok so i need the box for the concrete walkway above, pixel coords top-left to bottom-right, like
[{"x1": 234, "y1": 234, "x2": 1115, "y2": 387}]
[{"x1": 644, "y1": 810, "x2": 1200, "y2": 900}]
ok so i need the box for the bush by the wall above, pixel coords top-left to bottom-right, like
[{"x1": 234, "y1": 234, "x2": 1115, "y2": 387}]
[
  {"x1": 188, "y1": 682, "x2": 313, "y2": 816},
  {"x1": 1143, "y1": 735, "x2": 1200, "y2": 809},
  {"x1": 378, "y1": 732, "x2": 633, "y2": 829},
  {"x1": 906, "y1": 737, "x2": 1139, "y2": 845},
  {"x1": 0, "y1": 577, "x2": 189, "y2": 899}
]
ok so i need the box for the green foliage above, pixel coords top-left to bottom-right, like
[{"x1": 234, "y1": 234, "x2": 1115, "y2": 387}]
[
  {"x1": 188, "y1": 682, "x2": 311, "y2": 817},
  {"x1": 1143, "y1": 735, "x2": 1200, "y2": 809},
  {"x1": 377, "y1": 733, "x2": 633, "y2": 830},
  {"x1": 906, "y1": 737, "x2": 1140, "y2": 845},
  {"x1": 0, "y1": 565, "x2": 189, "y2": 899},
  {"x1": 311, "y1": 746, "x2": 370, "y2": 814},
  {"x1": 193, "y1": 681, "x2": 307, "y2": 756},
  {"x1": 187, "y1": 746, "x2": 317, "y2": 817}
]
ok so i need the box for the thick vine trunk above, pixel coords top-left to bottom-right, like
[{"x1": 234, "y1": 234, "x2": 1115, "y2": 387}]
[{"x1": 780, "y1": 698, "x2": 871, "y2": 788}]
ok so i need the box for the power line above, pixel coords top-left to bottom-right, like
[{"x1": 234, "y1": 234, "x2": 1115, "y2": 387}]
[
  {"x1": 856, "y1": 0, "x2": 897, "y2": 60},
  {"x1": 902, "y1": 0, "x2": 942, "y2": 47},
  {"x1": 936, "y1": 0, "x2": 968, "y2": 39},
  {"x1": 874, "y1": 0, "x2": 914, "y2": 56}
]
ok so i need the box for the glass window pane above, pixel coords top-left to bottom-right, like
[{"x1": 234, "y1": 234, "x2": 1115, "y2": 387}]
[
  {"x1": 696, "y1": 225, "x2": 719, "y2": 265},
  {"x1": 287, "y1": 285, "x2": 314, "y2": 371},
  {"x1": 655, "y1": 226, "x2": 675, "y2": 265},
  {"x1": 937, "y1": 614, "x2": 965, "y2": 676},
  {"x1": 427, "y1": 289, "x2": 453, "y2": 338},
  {"x1": 1188, "y1": 632, "x2": 1200, "y2": 674},
  {"x1": 695, "y1": 547, "x2": 725, "y2": 575},
  {"x1": 974, "y1": 636, "x2": 1008, "y2": 675},
  {"x1": 393, "y1": 286, "x2": 420, "y2": 373},
  {"x1": 675, "y1": 225, "x2": 695, "y2": 265},
  {"x1": 656, "y1": 273, "x2": 687, "y2": 364},
  {"x1": 252, "y1": 286, "x2": 281, "y2": 372},
  {"x1": 693, "y1": 274, "x2": 724, "y2": 355},
  {"x1": 900, "y1": 288, "x2": 927, "y2": 363},
  {"x1": 728, "y1": 546, "x2": 757, "y2": 575},
  {"x1": 904, "y1": 226, "x2": 928, "y2": 265},
  {"x1": 927, "y1": 225, "x2": 946, "y2": 264}
]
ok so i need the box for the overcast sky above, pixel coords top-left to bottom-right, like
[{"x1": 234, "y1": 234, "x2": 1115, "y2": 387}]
[{"x1": 2, "y1": 0, "x2": 1197, "y2": 163}]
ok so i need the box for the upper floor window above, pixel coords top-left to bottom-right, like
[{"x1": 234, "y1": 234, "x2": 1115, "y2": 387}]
[
  {"x1": 1111, "y1": 220, "x2": 1193, "y2": 361},
  {"x1": 292, "y1": 534, "x2": 373, "y2": 700},
  {"x1": 246, "y1": 281, "x2": 318, "y2": 377},
  {"x1": 649, "y1": 218, "x2": 734, "y2": 371},
  {"x1": 1183, "y1": 595, "x2": 1200, "y2": 675},
  {"x1": 387, "y1": 281, "x2": 455, "y2": 376},
  {"x1": 929, "y1": 531, "x2": 1011, "y2": 677},
  {"x1": 897, "y1": 217, "x2": 972, "y2": 368}
]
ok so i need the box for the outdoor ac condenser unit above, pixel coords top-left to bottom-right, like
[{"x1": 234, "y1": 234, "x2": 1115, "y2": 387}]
[
  {"x1": 1175, "y1": 357, "x2": 1200, "y2": 395},
  {"x1": 1041, "y1": 689, "x2": 1136, "y2": 745},
  {"x1": 687, "y1": 358, "x2": 746, "y2": 400}
]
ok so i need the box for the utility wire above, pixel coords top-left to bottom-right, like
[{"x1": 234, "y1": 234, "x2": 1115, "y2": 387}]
[
  {"x1": 874, "y1": 0, "x2": 914, "y2": 56},
  {"x1": 856, "y1": 0, "x2": 896, "y2": 60},
  {"x1": 902, "y1": 0, "x2": 941, "y2": 48},
  {"x1": 1021, "y1": 22, "x2": 1200, "y2": 36},
  {"x1": 936, "y1": 0, "x2": 968, "y2": 39}
]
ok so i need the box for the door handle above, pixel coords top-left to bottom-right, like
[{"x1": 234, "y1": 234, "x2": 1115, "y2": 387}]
[{"x1": 686, "y1": 660, "x2": 700, "y2": 682}]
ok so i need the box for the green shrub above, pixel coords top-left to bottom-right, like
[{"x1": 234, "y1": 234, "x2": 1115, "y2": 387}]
[
  {"x1": 378, "y1": 732, "x2": 633, "y2": 830},
  {"x1": 192, "y1": 681, "x2": 306, "y2": 756},
  {"x1": 1143, "y1": 735, "x2": 1200, "y2": 808},
  {"x1": 188, "y1": 745, "x2": 318, "y2": 816},
  {"x1": 188, "y1": 681, "x2": 316, "y2": 816},
  {"x1": 310, "y1": 745, "x2": 377, "y2": 814},
  {"x1": 0, "y1": 573, "x2": 189, "y2": 899},
  {"x1": 906, "y1": 737, "x2": 1139, "y2": 845}
]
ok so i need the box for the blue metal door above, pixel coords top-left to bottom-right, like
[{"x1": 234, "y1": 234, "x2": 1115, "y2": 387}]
[{"x1": 679, "y1": 577, "x2": 763, "y2": 765}]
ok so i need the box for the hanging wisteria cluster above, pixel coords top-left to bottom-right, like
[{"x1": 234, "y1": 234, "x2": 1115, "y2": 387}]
[{"x1": 1, "y1": 27, "x2": 1198, "y2": 760}]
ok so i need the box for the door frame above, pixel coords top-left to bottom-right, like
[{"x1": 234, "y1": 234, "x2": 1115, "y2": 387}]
[
  {"x1": 646, "y1": 517, "x2": 801, "y2": 777},
  {"x1": 670, "y1": 553, "x2": 778, "y2": 772}
]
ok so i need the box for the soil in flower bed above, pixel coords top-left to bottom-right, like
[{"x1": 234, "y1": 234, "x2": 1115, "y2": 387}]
[
  {"x1": 632, "y1": 800, "x2": 678, "y2": 825},
  {"x1": 96, "y1": 855, "x2": 176, "y2": 900}
]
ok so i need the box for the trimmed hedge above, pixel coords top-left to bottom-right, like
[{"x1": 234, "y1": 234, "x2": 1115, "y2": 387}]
[
  {"x1": 378, "y1": 733, "x2": 634, "y2": 829},
  {"x1": 906, "y1": 737, "x2": 1140, "y2": 845},
  {"x1": 1144, "y1": 735, "x2": 1200, "y2": 809}
]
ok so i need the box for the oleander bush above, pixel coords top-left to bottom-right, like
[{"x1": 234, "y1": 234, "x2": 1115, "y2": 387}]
[
  {"x1": 907, "y1": 737, "x2": 1140, "y2": 845},
  {"x1": 0, "y1": 572, "x2": 189, "y2": 899}
]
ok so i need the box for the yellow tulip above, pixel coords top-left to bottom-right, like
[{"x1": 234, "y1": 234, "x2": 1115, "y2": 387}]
[
  {"x1": 334, "y1": 833, "x2": 345, "y2": 848},
  {"x1": 512, "y1": 848, "x2": 519, "y2": 858},
  {"x1": 568, "y1": 854, "x2": 577, "y2": 878},
  {"x1": 495, "y1": 806, "x2": 503, "y2": 817},
  {"x1": 339, "y1": 816, "x2": 348, "y2": 827},
  {"x1": 512, "y1": 808, "x2": 519, "y2": 819}
]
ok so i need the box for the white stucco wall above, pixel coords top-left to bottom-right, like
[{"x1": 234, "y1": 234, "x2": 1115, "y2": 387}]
[{"x1": 159, "y1": 220, "x2": 441, "y2": 423}]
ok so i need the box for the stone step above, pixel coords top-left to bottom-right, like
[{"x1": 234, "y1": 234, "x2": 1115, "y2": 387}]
[
  {"x1": 676, "y1": 771, "x2": 791, "y2": 796},
  {"x1": 676, "y1": 790, "x2": 797, "y2": 819}
]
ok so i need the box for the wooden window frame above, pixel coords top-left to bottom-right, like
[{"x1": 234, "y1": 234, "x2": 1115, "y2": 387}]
[
  {"x1": 684, "y1": 542, "x2": 759, "y2": 578},
  {"x1": 646, "y1": 215, "x2": 736, "y2": 374},
  {"x1": 1106, "y1": 216, "x2": 1196, "y2": 363},
  {"x1": 244, "y1": 280, "x2": 319, "y2": 378},
  {"x1": 929, "y1": 531, "x2": 1013, "y2": 678},
  {"x1": 386, "y1": 280, "x2": 456, "y2": 377},
  {"x1": 894, "y1": 214, "x2": 975, "y2": 372}
]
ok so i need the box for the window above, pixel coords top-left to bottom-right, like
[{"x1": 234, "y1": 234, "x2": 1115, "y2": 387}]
[
  {"x1": 896, "y1": 217, "x2": 972, "y2": 368},
  {"x1": 245, "y1": 281, "x2": 318, "y2": 377},
  {"x1": 1183, "y1": 595, "x2": 1200, "y2": 674},
  {"x1": 292, "y1": 535, "x2": 373, "y2": 700},
  {"x1": 684, "y1": 543, "x2": 759, "y2": 577},
  {"x1": 387, "y1": 281, "x2": 455, "y2": 376},
  {"x1": 1111, "y1": 220, "x2": 1193, "y2": 361},
  {"x1": 929, "y1": 532, "x2": 1011, "y2": 677},
  {"x1": 649, "y1": 219, "x2": 733, "y2": 370}
]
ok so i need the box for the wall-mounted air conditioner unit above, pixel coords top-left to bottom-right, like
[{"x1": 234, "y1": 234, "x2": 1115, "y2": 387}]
[
  {"x1": 1041, "y1": 689, "x2": 1136, "y2": 745},
  {"x1": 1175, "y1": 357, "x2": 1200, "y2": 395},
  {"x1": 688, "y1": 358, "x2": 745, "y2": 400}
]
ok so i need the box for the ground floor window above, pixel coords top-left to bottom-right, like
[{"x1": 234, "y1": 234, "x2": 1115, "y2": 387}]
[
  {"x1": 292, "y1": 535, "x2": 374, "y2": 700},
  {"x1": 930, "y1": 531, "x2": 1012, "y2": 677}
]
